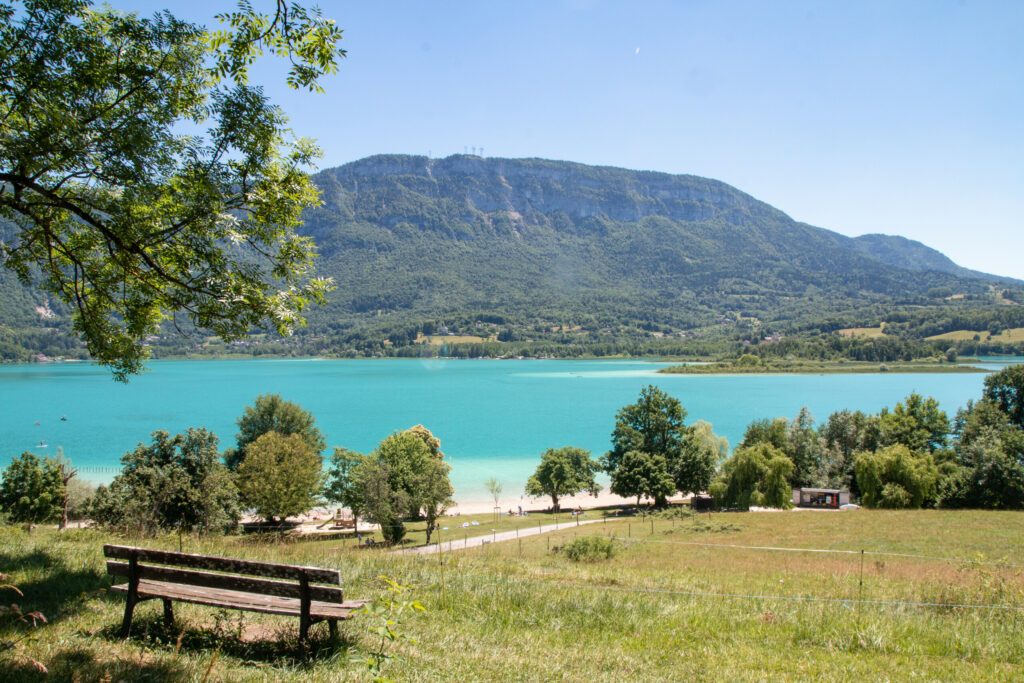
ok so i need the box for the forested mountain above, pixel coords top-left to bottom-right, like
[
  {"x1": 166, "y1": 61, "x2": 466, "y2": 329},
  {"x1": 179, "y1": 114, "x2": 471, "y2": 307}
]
[
  {"x1": 1, "y1": 154, "x2": 1022, "y2": 361},
  {"x1": 851, "y1": 234, "x2": 1011, "y2": 283}
]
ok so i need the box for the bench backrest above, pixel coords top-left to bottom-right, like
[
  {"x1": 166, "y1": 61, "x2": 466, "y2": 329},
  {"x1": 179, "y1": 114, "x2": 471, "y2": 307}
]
[{"x1": 103, "y1": 544, "x2": 344, "y2": 603}]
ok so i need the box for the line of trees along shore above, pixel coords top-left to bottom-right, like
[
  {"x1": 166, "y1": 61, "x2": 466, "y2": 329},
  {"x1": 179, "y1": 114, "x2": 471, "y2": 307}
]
[{"x1": 2, "y1": 365, "x2": 1023, "y2": 535}]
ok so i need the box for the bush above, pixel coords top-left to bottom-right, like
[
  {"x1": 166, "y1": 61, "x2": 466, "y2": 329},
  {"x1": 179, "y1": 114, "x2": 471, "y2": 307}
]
[
  {"x1": 559, "y1": 536, "x2": 617, "y2": 562},
  {"x1": 89, "y1": 429, "x2": 240, "y2": 535}
]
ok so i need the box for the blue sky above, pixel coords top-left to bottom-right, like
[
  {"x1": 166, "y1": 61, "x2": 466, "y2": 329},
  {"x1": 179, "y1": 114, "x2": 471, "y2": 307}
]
[{"x1": 122, "y1": 1, "x2": 1022, "y2": 277}]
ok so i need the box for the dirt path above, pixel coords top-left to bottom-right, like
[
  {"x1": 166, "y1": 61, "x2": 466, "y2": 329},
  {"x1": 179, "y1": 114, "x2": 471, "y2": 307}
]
[{"x1": 397, "y1": 518, "x2": 607, "y2": 555}]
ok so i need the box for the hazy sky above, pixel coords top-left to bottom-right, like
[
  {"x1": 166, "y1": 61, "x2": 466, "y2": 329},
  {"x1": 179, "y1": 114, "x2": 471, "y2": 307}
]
[{"x1": 124, "y1": 1, "x2": 1022, "y2": 278}]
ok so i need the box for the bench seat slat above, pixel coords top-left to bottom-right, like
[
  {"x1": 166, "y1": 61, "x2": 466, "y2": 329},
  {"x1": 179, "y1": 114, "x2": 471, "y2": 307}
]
[
  {"x1": 107, "y1": 561, "x2": 344, "y2": 603},
  {"x1": 103, "y1": 545, "x2": 340, "y2": 583},
  {"x1": 111, "y1": 581, "x2": 367, "y2": 620}
]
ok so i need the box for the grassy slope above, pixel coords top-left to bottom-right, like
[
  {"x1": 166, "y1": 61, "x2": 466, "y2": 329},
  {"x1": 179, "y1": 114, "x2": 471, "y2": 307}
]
[
  {"x1": 2, "y1": 510, "x2": 1023, "y2": 681},
  {"x1": 659, "y1": 360, "x2": 986, "y2": 375},
  {"x1": 927, "y1": 327, "x2": 1024, "y2": 343}
]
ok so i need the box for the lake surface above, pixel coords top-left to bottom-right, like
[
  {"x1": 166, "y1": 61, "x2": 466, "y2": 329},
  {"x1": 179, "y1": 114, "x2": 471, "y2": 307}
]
[{"x1": 0, "y1": 358, "x2": 1012, "y2": 501}]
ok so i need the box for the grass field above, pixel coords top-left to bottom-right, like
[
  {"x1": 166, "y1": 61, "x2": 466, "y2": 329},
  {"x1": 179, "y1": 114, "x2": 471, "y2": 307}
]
[
  {"x1": 837, "y1": 326, "x2": 887, "y2": 338},
  {"x1": 659, "y1": 359, "x2": 984, "y2": 375},
  {"x1": 2, "y1": 510, "x2": 1023, "y2": 681},
  {"x1": 414, "y1": 334, "x2": 495, "y2": 346},
  {"x1": 927, "y1": 327, "x2": 1024, "y2": 343}
]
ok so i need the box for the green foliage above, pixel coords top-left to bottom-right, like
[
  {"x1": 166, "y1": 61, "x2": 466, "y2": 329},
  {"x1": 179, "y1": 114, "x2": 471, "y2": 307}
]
[
  {"x1": 605, "y1": 385, "x2": 688, "y2": 477},
  {"x1": 226, "y1": 393, "x2": 325, "y2": 469},
  {"x1": 740, "y1": 409, "x2": 825, "y2": 488},
  {"x1": 854, "y1": 445, "x2": 939, "y2": 509},
  {"x1": 358, "y1": 576, "x2": 425, "y2": 677},
  {"x1": 331, "y1": 426, "x2": 454, "y2": 544},
  {"x1": 604, "y1": 385, "x2": 724, "y2": 501},
  {"x1": 819, "y1": 410, "x2": 880, "y2": 492},
  {"x1": 525, "y1": 446, "x2": 601, "y2": 511},
  {"x1": 236, "y1": 431, "x2": 323, "y2": 523},
  {"x1": 558, "y1": 536, "x2": 617, "y2": 562},
  {"x1": 484, "y1": 477, "x2": 503, "y2": 507},
  {"x1": 353, "y1": 458, "x2": 409, "y2": 545},
  {"x1": 983, "y1": 365, "x2": 1024, "y2": 429},
  {"x1": 713, "y1": 443, "x2": 794, "y2": 510},
  {"x1": 89, "y1": 429, "x2": 239, "y2": 533},
  {"x1": 0, "y1": 0, "x2": 341, "y2": 378},
  {"x1": 760, "y1": 455, "x2": 795, "y2": 508},
  {"x1": 0, "y1": 453, "x2": 64, "y2": 524},
  {"x1": 675, "y1": 420, "x2": 725, "y2": 496},
  {"x1": 609, "y1": 450, "x2": 676, "y2": 506},
  {"x1": 324, "y1": 447, "x2": 367, "y2": 518},
  {"x1": 878, "y1": 393, "x2": 950, "y2": 453},
  {"x1": 940, "y1": 398, "x2": 1024, "y2": 509}
]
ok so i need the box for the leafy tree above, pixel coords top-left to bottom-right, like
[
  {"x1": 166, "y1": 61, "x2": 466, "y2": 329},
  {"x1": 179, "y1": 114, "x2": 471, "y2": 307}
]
[
  {"x1": 674, "y1": 420, "x2": 724, "y2": 496},
  {"x1": 0, "y1": 453, "x2": 64, "y2": 523},
  {"x1": 353, "y1": 458, "x2": 409, "y2": 545},
  {"x1": 739, "y1": 417, "x2": 789, "y2": 452},
  {"x1": 609, "y1": 450, "x2": 676, "y2": 506},
  {"x1": 878, "y1": 393, "x2": 950, "y2": 453},
  {"x1": 330, "y1": 426, "x2": 453, "y2": 545},
  {"x1": 983, "y1": 365, "x2": 1024, "y2": 429},
  {"x1": 711, "y1": 443, "x2": 793, "y2": 510},
  {"x1": 373, "y1": 427, "x2": 453, "y2": 543},
  {"x1": 324, "y1": 447, "x2": 367, "y2": 525},
  {"x1": 0, "y1": 0, "x2": 343, "y2": 378},
  {"x1": 604, "y1": 385, "x2": 687, "y2": 478},
  {"x1": 819, "y1": 409, "x2": 880, "y2": 492},
  {"x1": 760, "y1": 453, "x2": 795, "y2": 508},
  {"x1": 226, "y1": 393, "x2": 325, "y2": 468},
  {"x1": 89, "y1": 429, "x2": 239, "y2": 533},
  {"x1": 525, "y1": 446, "x2": 601, "y2": 511},
  {"x1": 484, "y1": 478, "x2": 503, "y2": 509},
  {"x1": 787, "y1": 407, "x2": 825, "y2": 487},
  {"x1": 236, "y1": 431, "x2": 323, "y2": 523},
  {"x1": 854, "y1": 444, "x2": 939, "y2": 509}
]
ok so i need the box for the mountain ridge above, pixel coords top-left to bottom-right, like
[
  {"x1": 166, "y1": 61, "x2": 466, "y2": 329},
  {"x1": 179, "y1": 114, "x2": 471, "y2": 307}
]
[{"x1": 1, "y1": 154, "x2": 1021, "y2": 361}]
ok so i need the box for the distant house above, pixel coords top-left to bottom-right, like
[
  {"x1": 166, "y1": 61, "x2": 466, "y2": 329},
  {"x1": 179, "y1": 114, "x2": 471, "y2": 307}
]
[{"x1": 792, "y1": 488, "x2": 850, "y2": 509}]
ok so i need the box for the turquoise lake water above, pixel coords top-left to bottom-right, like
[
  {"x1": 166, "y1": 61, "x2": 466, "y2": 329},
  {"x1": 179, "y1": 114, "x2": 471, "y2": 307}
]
[{"x1": 0, "y1": 358, "x2": 1016, "y2": 500}]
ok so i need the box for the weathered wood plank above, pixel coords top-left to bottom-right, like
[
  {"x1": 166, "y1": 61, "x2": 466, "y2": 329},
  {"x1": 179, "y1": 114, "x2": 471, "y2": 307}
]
[
  {"x1": 106, "y1": 561, "x2": 344, "y2": 603},
  {"x1": 110, "y1": 581, "x2": 366, "y2": 620},
  {"x1": 103, "y1": 545, "x2": 340, "y2": 583}
]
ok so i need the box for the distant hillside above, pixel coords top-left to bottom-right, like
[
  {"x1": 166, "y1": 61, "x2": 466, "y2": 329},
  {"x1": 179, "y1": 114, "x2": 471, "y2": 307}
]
[
  {"x1": 1, "y1": 155, "x2": 1021, "y2": 361},
  {"x1": 851, "y1": 234, "x2": 1016, "y2": 284}
]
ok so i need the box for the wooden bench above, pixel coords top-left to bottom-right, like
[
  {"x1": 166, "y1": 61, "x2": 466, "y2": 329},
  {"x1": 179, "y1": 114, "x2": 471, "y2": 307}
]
[{"x1": 104, "y1": 544, "x2": 366, "y2": 643}]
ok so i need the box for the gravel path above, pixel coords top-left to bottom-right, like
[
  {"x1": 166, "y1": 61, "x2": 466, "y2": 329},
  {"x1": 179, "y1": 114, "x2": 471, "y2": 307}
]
[{"x1": 397, "y1": 518, "x2": 607, "y2": 555}]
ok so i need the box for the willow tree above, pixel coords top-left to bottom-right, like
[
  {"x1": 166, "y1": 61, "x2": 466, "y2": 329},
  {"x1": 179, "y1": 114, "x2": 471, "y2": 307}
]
[{"x1": 0, "y1": 1, "x2": 344, "y2": 379}]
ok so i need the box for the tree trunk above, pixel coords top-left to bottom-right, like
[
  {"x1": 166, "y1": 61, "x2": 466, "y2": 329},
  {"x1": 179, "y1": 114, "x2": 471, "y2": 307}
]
[
  {"x1": 655, "y1": 493, "x2": 668, "y2": 508},
  {"x1": 59, "y1": 491, "x2": 69, "y2": 530},
  {"x1": 551, "y1": 494, "x2": 559, "y2": 512}
]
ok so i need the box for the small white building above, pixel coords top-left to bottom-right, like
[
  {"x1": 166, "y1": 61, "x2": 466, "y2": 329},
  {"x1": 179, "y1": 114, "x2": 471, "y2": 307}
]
[{"x1": 792, "y1": 488, "x2": 850, "y2": 509}]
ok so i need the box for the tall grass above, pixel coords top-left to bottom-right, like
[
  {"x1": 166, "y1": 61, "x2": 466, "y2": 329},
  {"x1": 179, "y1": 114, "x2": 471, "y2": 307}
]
[{"x1": 1, "y1": 510, "x2": 1022, "y2": 681}]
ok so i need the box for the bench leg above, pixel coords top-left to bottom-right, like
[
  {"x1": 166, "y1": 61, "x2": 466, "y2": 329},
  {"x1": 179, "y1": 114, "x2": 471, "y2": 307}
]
[
  {"x1": 328, "y1": 619, "x2": 338, "y2": 642},
  {"x1": 299, "y1": 615, "x2": 311, "y2": 644},
  {"x1": 118, "y1": 597, "x2": 137, "y2": 638},
  {"x1": 162, "y1": 599, "x2": 175, "y2": 629}
]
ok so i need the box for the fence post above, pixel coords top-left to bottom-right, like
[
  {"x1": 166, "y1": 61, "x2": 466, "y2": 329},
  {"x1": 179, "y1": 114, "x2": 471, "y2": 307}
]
[
  {"x1": 650, "y1": 518, "x2": 654, "y2": 535},
  {"x1": 859, "y1": 549, "x2": 865, "y2": 601},
  {"x1": 628, "y1": 523, "x2": 631, "y2": 538}
]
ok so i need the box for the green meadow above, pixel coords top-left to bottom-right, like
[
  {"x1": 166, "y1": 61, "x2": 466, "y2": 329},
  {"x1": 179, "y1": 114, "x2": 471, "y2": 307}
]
[{"x1": 3, "y1": 509, "x2": 1023, "y2": 681}]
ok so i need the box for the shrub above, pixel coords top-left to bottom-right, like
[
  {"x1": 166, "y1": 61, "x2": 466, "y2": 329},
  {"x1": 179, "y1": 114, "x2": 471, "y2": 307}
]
[{"x1": 559, "y1": 536, "x2": 617, "y2": 562}]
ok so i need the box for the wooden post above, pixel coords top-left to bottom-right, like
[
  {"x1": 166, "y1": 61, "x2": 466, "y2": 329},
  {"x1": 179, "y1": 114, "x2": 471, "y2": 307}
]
[
  {"x1": 119, "y1": 553, "x2": 139, "y2": 637},
  {"x1": 328, "y1": 619, "x2": 339, "y2": 642},
  {"x1": 162, "y1": 599, "x2": 175, "y2": 629},
  {"x1": 298, "y1": 572, "x2": 312, "y2": 643}
]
